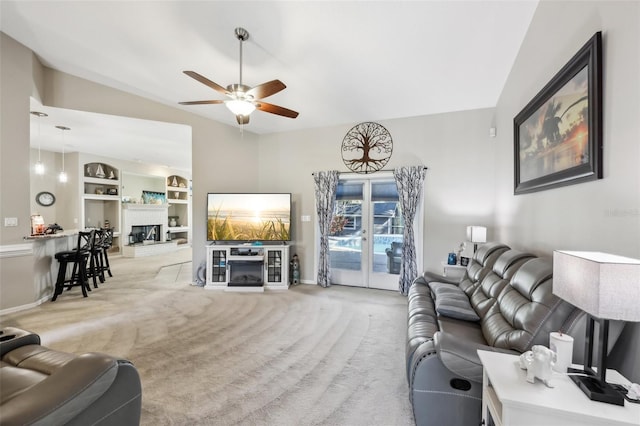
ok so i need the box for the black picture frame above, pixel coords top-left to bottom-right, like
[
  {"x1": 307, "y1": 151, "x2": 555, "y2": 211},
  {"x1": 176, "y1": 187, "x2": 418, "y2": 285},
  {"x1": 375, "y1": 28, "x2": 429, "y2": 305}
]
[{"x1": 514, "y1": 32, "x2": 602, "y2": 195}]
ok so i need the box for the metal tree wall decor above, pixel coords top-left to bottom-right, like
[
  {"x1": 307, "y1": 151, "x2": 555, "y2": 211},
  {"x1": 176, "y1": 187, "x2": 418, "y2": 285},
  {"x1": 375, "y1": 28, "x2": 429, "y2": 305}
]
[{"x1": 341, "y1": 122, "x2": 393, "y2": 174}]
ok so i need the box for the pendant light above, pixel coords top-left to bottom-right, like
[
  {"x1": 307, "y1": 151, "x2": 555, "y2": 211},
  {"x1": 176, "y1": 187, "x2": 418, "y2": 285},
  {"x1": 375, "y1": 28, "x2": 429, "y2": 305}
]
[
  {"x1": 56, "y1": 125, "x2": 70, "y2": 183},
  {"x1": 30, "y1": 111, "x2": 48, "y2": 175}
]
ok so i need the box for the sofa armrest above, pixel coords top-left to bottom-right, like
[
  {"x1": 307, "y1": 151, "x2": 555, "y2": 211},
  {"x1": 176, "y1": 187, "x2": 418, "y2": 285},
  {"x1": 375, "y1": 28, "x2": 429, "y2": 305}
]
[
  {"x1": 0, "y1": 327, "x2": 41, "y2": 357},
  {"x1": 1, "y1": 352, "x2": 118, "y2": 425},
  {"x1": 434, "y1": 331, "x2": 518, "y2": 382},
  {"x1": 422, "y1": 271, "x2": 459, "y2": 285}
]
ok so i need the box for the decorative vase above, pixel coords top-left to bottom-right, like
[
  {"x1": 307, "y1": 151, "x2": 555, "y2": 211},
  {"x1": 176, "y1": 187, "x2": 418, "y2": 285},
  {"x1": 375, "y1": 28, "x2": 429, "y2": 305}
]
[{"x1": 169, "y1": 218, "x2": 177, "y2": 227}]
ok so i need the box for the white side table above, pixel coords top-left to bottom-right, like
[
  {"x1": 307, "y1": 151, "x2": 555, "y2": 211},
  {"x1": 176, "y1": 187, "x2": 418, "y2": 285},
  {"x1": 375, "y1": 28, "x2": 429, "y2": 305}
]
[
  {"x1": 440, "y1": 261, "x2": 466, "y2": 279},
  {"x1": 478, "y1": 350, "x2": 639, "y2": 426}
]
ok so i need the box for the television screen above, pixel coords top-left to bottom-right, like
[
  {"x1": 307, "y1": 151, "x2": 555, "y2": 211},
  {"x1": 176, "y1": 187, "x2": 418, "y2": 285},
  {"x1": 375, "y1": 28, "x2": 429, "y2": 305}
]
[{"x1": 207, "y1": 193, "x2": 291, "y2": 242}]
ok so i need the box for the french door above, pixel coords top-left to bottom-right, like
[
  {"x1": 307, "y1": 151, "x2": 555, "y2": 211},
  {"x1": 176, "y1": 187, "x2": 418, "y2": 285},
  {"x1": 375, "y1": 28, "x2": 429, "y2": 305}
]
[{"x1": 328, "y1": 174, "x2": 421, "y2": 291}]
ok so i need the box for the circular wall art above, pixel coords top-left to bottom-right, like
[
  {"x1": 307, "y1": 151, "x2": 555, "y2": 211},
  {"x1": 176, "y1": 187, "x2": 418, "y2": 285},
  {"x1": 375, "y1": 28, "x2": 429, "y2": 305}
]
[{"x1": 341, "y1": 122, "x2": 393, "y2": 174}]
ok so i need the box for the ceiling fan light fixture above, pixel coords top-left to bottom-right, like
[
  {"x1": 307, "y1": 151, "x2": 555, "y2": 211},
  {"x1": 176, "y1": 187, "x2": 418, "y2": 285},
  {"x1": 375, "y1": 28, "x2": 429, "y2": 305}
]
[{"x1": 225, "y1": 99, "x2": 256, "y2": 116}]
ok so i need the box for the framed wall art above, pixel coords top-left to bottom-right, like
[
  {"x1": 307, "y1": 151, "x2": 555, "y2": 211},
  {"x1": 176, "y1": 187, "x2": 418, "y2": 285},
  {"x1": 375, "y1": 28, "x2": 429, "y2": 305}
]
[{"x1": 514, "y1": 32, "x2": 602, "y2": 195}]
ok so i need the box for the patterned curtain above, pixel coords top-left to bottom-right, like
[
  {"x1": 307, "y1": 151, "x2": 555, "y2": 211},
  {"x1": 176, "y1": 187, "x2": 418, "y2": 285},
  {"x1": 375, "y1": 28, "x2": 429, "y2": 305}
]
[
  {"x1": 313, "y1": 170, "x2": 340, "y2": 287},
  {"x1": 393, "y1": 166, "x2": 426, "y2": 295}
]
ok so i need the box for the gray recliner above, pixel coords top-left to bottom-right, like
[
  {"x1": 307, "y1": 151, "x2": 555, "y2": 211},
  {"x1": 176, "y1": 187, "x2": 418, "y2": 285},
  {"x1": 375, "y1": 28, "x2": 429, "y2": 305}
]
[{"x1": 0, "y1": 327, "x2": 141, "y2": 425}]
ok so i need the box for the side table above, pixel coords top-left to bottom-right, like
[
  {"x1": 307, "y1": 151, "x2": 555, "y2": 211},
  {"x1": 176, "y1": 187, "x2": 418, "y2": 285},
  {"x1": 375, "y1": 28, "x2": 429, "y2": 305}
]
[
  {"x1": 440, "y1": 261, "x2": 466, "y2": 279},
  {"x1": 478, "y1": 350, "x2": 639, "y2": 426}
]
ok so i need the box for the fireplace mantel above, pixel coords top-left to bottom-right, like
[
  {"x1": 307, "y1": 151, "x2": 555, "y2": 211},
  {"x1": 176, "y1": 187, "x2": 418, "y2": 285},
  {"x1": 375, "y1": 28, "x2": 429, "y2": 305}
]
[{"x1": 122, "y1": 203, "x2": 169, "y2": 210}]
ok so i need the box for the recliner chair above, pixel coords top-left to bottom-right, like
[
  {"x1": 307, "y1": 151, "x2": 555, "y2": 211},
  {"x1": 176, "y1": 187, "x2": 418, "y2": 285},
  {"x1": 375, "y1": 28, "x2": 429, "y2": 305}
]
[{"x1": 0, "y1": 327, "x2": 142, "y2": 425}]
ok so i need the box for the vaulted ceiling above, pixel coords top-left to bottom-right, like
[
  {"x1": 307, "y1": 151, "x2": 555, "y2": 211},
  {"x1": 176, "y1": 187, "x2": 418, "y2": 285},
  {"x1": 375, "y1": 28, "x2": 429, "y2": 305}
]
[{"x1": 2, "y1": 1, "x2": 538, "y2": 169}]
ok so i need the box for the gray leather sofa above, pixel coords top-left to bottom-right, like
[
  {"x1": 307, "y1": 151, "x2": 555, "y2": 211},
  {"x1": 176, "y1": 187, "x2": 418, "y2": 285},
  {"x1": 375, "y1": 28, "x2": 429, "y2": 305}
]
[
  {"x1": 406, "y1": 243, "x2": 624, "y2": 426},
  {"x1": 0, "y1": 327, "x2": 141, "y2": 425}
]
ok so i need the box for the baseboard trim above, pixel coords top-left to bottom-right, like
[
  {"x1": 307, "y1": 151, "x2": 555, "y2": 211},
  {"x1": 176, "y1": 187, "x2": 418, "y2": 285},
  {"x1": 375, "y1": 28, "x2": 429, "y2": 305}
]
[{"x1": 0, "y1": 294, "x2": 49, "y2": 316}]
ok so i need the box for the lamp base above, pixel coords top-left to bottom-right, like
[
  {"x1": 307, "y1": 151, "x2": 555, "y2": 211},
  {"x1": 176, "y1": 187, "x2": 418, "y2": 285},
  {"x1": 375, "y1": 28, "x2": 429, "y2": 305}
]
[{"x1": 568, "y1": 368, "x2": 624, "y2": 406}]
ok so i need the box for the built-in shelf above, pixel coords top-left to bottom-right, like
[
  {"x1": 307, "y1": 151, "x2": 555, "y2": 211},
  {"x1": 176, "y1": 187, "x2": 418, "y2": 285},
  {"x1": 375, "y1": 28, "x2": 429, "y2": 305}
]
[
  {"x1": 84, "y1": 194, "x2": 120, "y2": 201},
  {"x1": 82, "y1": 162, "x2": 121, "y2": 245},
  {"x1": 168, "y1": 226, "x2": 189, "y2": 233},
  {"x1": 166, "y1": 174, "x2": 190, "y2": 244}
]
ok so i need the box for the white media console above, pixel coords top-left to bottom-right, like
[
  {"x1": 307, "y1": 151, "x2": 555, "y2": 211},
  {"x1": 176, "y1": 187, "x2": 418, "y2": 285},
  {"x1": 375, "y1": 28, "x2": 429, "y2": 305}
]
[{"x1": 205, "y1": 244, "x2": 290, "y2": 292}]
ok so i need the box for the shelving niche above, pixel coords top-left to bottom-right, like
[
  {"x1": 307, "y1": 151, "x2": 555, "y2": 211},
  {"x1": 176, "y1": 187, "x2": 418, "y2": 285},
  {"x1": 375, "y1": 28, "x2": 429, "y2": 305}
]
[
  {"x1": 166, "y1": 175, "x2": 191, "y2": 244},
  {"x1": 82, "y1": 162, "x2": 121, "y2": 252}
]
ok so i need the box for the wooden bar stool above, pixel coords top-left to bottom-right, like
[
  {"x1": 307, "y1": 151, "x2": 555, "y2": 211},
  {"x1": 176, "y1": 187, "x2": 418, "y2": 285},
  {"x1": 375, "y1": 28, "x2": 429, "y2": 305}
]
[
  {"x1": 99, "y1": 228, "x2": 114, "y2": 279},
  {"x1": 52, "y1": 230, "x2": 94, "y2": 301},
  {"x1": 86, "y1": 229, "x2": 105, "y2": 288}
]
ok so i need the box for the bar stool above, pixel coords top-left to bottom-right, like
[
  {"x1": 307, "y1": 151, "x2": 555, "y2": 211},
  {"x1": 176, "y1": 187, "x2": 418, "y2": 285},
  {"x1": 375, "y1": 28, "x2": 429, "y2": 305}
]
[
  {"x1": 99, "y1": 228, "x2": 114, "y2": 278},
  {"x1": 86, "y1": 229, "x2": 105, "y2": 288},
  {"x1": 52, "y1": 230, "x2": 94, "y2": 301}
]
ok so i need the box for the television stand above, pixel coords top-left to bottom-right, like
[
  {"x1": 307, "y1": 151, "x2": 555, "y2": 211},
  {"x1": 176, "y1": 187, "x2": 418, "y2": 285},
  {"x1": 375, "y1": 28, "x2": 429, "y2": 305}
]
[{"x1": 205, "y1": 244, "x2": 289, "y2": 291}]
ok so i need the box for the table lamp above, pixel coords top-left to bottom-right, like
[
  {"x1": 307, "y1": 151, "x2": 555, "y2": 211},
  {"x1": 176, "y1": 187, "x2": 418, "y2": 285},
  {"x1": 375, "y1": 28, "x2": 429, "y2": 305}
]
[
  {"x1": 553, "y1": 250, "x2": 640, "y2": 405},
  {"x1": 466, "y1": 226, "x2": 487, "y2": 252}
]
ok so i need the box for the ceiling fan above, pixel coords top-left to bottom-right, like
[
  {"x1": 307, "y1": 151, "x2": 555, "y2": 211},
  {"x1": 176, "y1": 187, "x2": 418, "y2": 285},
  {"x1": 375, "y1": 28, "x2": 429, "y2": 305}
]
[{"x1": 179, "y1": 27, "x2": 299, "y2": 125}]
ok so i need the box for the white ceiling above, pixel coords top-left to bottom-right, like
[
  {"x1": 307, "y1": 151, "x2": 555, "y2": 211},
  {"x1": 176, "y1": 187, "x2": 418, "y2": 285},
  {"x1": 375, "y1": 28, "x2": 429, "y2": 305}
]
[{"x1": 2, "y1": 0, "x2": 538, "y2": 170}]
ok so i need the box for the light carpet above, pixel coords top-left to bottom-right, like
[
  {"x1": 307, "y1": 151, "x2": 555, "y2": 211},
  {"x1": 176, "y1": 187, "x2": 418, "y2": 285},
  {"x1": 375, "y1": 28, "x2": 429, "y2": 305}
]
[{"x1": 1, "y1": 249, "x2": 414, "y2": 425}]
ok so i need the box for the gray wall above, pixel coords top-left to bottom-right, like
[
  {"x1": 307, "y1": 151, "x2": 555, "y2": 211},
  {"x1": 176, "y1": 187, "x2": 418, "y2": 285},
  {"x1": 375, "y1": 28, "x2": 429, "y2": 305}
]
[
  {"x1": 493, "y1": 0, "x2": 640, "y2": 382},
  {"x1": 258, "y1": 110, "x2": 498, "y2": 280}
]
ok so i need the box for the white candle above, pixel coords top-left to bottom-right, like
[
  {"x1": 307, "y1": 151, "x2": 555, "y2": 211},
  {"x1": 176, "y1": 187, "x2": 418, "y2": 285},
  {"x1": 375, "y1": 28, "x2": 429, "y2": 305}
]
[{"x1": 550, "y1": 331, "x2": 574, "y2": 373}]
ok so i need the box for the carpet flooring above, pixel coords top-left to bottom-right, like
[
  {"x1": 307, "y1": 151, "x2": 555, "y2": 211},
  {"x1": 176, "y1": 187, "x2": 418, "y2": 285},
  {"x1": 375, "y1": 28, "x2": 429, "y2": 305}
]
[{"x1": 1, "y1": 249, "x2": 414, "y2": 425}]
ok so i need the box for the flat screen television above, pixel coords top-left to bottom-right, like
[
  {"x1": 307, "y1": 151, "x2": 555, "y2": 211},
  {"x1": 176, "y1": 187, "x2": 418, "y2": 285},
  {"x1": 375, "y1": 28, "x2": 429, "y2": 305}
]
[{"x1": 207, "y1": 193, "x2": 291, "y2": 242}]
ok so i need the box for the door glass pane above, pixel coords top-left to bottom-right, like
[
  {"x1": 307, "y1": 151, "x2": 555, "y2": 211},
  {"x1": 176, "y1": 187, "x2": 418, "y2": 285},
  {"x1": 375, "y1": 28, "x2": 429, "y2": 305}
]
[
  {"x1": 329, "y1": 195, "x2": 363, "y2": 271},
  {"x1": 372, "y1": 182, "x2": 403, "y2": 274}
]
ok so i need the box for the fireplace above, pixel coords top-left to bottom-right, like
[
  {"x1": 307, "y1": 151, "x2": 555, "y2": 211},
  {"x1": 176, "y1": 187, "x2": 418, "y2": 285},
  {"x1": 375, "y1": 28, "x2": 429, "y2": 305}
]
[
  {"x1": 130, "y1": 224, "x2": 161, "y2": 244},
  {"x1": 228, "y1": 259, "x2": 264, "y2": 287}
]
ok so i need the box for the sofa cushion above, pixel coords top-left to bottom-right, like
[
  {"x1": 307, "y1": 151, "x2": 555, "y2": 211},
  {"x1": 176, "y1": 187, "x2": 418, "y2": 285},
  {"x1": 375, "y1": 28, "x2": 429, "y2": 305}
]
[{"x1": 431, "y1": 286, "x2": 480, "y2": 321}]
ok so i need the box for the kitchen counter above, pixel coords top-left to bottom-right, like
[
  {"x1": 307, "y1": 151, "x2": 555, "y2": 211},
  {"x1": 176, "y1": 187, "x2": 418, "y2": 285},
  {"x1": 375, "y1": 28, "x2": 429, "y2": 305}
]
[
  {"x1": 27, "y1": 231, "x2": 80, "y2": 303},
  {"x1": 24, "y1": 230, "x2": 79, "y2": 241}
]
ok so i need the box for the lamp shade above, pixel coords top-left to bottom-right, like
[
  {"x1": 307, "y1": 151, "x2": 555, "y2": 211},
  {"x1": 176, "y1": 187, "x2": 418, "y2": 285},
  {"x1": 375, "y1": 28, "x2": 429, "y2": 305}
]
[
  {"x1": 466, "y1": 226, "x2": 487, "y2": 243},
  {"x1": 553, "y1": 251, "x2": 640, "y2": 321}
]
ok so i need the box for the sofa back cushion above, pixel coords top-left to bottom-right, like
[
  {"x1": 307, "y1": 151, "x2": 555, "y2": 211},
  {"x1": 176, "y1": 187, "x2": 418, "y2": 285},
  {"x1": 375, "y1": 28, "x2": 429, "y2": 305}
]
[
  {"x1": 458, "y1": 242, "x2": 509, "y2": 294},
  {"x1": 470, "y1": 250, "x2": 535, "y2": 318},
  {"x1": 480, "y1": 257, "x2": 576, "y2": 353}
]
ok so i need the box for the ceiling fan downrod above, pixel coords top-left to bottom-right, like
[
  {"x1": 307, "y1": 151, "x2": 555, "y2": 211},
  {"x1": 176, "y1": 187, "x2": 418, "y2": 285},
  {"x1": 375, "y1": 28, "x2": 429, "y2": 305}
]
[{"x1": 235, "y1": 27, "x2": 249, "y2": 88}]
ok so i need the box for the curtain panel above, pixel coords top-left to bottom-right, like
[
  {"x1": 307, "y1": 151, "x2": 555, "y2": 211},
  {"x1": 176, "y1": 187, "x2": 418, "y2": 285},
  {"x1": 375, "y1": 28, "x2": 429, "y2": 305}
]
[
  {"x1": 393, "y1": 166, "x2": 426, "y2": 295},
  {"x1": 313, "y1": 170, "x2": 340, "y2": 287}
]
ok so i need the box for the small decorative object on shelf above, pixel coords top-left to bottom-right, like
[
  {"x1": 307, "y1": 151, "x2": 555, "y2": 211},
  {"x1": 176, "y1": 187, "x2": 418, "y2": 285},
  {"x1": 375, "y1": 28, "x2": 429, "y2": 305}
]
[
  {"x1": 30, "y1": 214, "x2": 46, "y2": 235},
  {"x1": 95, "y1": 164, "x2": 106, "y2": 178},
  {"x1": 104, "y1": 219, "x2": 110, "y2": 229},
  {"x1": 95, "y1": 188, "x2": 104, "y2": 195},
  {"x1": 460, "y1": 256, "x2": 470, "y2": 266},
  {"x1": 107, "y1": 188, "x2": 118, "y2": 195},
  {"x1": 169, "y1": 217, "x2": 177, "y2": 227},
  {"x1": 171, "y1": 176, "x2": 178, "y2": 187},
  {"x1": 86, "y1": 165, "x2": 92, "y2": 176},
  {"x1": 108, "y1": 170, "x2": 115, "y2": 179},
  {"x1": 447, "y1": 252, "x2": 457, "y2": 265}
]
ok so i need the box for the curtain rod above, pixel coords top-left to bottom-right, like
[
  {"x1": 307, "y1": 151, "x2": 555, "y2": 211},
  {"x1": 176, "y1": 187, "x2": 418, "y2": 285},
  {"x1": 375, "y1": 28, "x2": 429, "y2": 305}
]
[{"x1": 312, "y1": 167, "x2": 428, "y2": 176}]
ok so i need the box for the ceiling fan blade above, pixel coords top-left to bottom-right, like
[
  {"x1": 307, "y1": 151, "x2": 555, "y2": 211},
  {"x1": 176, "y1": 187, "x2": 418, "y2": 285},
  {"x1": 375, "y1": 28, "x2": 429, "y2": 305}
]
[
  {"x1": 256, "y1": 102, "x2": 299, "y2": 119},
  {"x1": 236, "y1": 114, "x2": 250, "y2": 125},
  {"x1": 247, "y1": 80, "x2": 286, "y2": 99},
  {"x1": 183, "y1": 71, "x2": 229, "y2": 96},
  {"x1": 179, "y1": 100, "x2": 225, "y2": 105}
]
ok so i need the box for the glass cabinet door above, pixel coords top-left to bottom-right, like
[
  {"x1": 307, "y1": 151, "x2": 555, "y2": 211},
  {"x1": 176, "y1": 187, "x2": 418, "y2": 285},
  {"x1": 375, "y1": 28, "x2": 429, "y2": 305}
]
[
  {"x1": 211, "y1": 249, "x2": 227, "y2": 283},
  {"x1": 266, "y1": 249, "x2": 283, "y2": 283}
]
